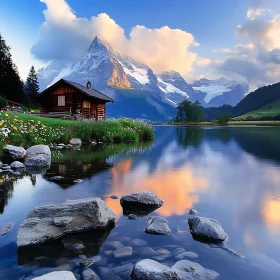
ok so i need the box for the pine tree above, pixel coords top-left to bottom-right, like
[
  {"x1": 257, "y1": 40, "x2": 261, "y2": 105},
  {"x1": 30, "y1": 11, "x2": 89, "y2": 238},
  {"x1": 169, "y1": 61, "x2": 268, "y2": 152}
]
[
  {"x1": 24, "y1": 66, "x2": 40, "y2": 105},
  {"x1": 0, "y1": 33, "x2": 25, "y2": 102}
]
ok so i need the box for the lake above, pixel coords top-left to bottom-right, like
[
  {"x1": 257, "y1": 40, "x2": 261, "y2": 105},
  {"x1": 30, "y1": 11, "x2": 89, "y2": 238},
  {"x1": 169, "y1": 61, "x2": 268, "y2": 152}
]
[{"x1": 1, "y1": 126, "x2": 280, "y2": 279}]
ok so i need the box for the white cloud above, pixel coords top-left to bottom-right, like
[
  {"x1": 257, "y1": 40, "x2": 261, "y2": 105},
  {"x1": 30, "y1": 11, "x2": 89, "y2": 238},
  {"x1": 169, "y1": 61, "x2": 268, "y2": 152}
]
[
  {"x1": 213, "y1": 0, "x2": 280, "y2": 87},
  {"x1": 32, "y1": 0, "x2": 198, "y2": 76}
]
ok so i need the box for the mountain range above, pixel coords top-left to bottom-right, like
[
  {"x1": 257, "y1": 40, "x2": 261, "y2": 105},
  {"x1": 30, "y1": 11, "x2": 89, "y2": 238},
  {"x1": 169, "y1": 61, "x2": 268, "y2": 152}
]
[{"x1": 38, "y1": 36, "x2": 249, "y2": 120}]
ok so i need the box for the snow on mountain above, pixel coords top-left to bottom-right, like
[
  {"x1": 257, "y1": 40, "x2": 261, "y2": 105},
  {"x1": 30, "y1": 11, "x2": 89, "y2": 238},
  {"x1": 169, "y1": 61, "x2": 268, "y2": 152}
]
[
  {"x1": 193, "y1": 85, "x2": 232, "y2": 103},
  {"x1": 156, "y1": 71, "x2": 200, "y2": 105},
  {"x1": 37, "y1": 61, "x2": 69, "y2": 91},
  {"x1": 192, "y1": 78, "x2": 249, "y2": 107}
]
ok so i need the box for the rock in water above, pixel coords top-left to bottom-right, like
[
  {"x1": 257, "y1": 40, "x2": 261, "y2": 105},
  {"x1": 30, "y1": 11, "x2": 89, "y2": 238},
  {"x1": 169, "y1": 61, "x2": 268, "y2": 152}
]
[
  {"x1": 188, "y1": 216, "x2": 227, "y2": 242},
  {"x1": 25, "y1": 145, "x2": 51, "y2": 167},
  {"x1": 25, "y1": 145, "x2": 51, "y2": 158},
  {"x1": 145, "y1": 222, "x2": 171, "y2": 235},
  {"x1": 189, "y1": 209, "x2": 197, "y2": 215},
  {"x1": 17, "y1": 197, "x2": 116, "y2": 247},
  {"x1": 172, "y1": 260, "x2": 219, "y2": 280},
  {"x1": 32, "y1": 271, "x2": 76, "y2": 280},
  {"x1": 3, "y1": 145, "x2": 26, "y2": 159},
  {"x1": 25, "y1": 155, "x2": 51, "y2": 167},
  {"x1": 10, "y1": 161, "x2": 25, "y2": 169},
  {"x1": 149, "y1": 216, "x2": 168, "y2": 224},
  {"x1": 131, "y1": 259, "x2": 180, "y2": 280},
  {"x1": 69, "y1": 138, "x2": 82, "y2": 145},
  {"x1": 120, "y1": 191, "x2": 163, "y2": 216}
]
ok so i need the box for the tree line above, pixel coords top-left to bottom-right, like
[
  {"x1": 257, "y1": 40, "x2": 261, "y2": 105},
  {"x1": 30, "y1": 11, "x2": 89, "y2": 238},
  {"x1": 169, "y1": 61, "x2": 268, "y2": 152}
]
[
  {"x1": 0, "y1": 32, "x2": 39, "y2": 108},
  {"x1": 174, "y1": 99, "x2": 231, "y2": 125}
]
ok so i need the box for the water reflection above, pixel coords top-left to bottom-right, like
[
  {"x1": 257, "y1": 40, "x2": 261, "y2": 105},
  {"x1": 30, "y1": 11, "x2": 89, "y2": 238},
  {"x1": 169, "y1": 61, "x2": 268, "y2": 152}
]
[
  {"x1": 0, "y1": 180, "x2": 14, "y2": 214},
  {"x1": 106, "y1": 159, "x2": 209, "y2": 218},
  {"x1": 1, "y1": 127, "x2": 280, "y2": 280},
  {"x1": 17, "y1": 224, "x2": 114, "y2": 266}
]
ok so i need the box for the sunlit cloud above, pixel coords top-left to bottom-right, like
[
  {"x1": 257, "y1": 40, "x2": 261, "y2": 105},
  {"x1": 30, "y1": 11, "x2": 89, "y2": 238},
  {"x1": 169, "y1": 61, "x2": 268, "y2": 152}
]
[{"x1": 32, "y1": 0, "x2": 198, "y2": 75}]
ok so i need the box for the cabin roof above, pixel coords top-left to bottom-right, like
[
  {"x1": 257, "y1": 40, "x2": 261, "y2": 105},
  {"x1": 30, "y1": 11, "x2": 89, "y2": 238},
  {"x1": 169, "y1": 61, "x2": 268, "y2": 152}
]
[
  {"x1": 7, "y1": 100, "x2": 23, "y2": 107},
  {"x1": 40, "y1": 79, "x2": 114, "y2": 102}
]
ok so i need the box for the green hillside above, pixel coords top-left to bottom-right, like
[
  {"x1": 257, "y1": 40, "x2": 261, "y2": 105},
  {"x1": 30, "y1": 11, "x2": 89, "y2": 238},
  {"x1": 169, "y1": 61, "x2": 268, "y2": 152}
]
[{"x1": 234, "y1": 99, "x2": 280, "y2": 120}]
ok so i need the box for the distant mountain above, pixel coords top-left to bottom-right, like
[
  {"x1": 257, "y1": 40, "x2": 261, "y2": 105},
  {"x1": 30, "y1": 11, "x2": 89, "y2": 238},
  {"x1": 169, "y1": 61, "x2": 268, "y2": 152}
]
[
  {"x1": 157, "y1": 71, "x2": 200, "y2": 106},
  {"x1": 233, "y1": 82, "x2": 280, "y2": 117},
  {"x1": 192, "y1": 78, "x2": 248, "y2": 107},
  {"x1": 37, "y1": 61, "x2": 69, "y2": 91},
  {"x1": 38, "y1": 36, "x2": 249, "y2": 120}
]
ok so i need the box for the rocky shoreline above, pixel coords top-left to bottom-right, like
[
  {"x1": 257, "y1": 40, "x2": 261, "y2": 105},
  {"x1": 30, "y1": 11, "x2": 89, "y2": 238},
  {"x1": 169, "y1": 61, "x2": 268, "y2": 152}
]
[{"x1": 0, "y1": 187, "x2": 235, "y2": 280}]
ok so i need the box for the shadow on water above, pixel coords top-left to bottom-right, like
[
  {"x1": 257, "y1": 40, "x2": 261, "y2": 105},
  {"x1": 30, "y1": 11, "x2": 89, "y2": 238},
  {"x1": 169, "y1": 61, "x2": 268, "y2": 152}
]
[{"x1": 17, "y1": 223, "x2": 115, "y2": 266}]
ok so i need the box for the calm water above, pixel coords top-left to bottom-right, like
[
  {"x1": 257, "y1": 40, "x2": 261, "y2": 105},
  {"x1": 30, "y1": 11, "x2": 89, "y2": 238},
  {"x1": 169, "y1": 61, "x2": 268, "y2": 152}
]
[{"x1": 1, "y1": 126, "x2": 280, "y2": 279}]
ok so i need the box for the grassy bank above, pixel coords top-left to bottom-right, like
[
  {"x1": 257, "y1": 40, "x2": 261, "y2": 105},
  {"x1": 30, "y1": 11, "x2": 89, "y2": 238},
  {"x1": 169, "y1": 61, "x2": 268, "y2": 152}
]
[{"x1": 0, "y1": 112, "x2": 154, "y2": 149}]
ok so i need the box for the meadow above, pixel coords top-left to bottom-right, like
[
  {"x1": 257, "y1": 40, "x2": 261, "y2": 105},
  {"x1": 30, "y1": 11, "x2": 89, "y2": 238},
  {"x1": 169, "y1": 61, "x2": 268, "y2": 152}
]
[
  {"x1": 233, "y1": 99, "x2": 280, "y2": 121},
  {"x1": 0, "y1": 112, "x2": 154, "y2": 150}
]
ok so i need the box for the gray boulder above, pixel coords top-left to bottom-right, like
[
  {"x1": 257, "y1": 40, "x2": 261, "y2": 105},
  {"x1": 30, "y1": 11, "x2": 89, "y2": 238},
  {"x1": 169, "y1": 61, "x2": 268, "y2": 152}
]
[
  {"x1": 17, "y1": 197, "x2": 116, "y2": 247},
  {"x1": 3, "y1": 145, "x2": 26, "y2": 159},
  {"x1": 188, "y1": 216, "x2": 227, "y2": 242},
  {"x1": 172, "y1": 260, "x2": 219, "y2": 280},
  {"x1": 25, "y1": 145, "x2": 51, "y2": 167},
  {"x1": 10, "y1": 161, "x2": 25, "y2": 169},
  {"x1": 69, "y1": 138, "x2": 82, "y2": 145},
  {"x1": 120, "y1": 191, "x2": 163, "y2": 216},
  {"x1": 131, "y1": 259, "x2": 180, "y2": 280},
  {"x1": 25, "y1": 154, "x2": 51, "y2": 167},
  {"x1": 145, "y1": 222, "x2": 171, "y2": 235},
  {"x1": 25, "y1": 144, "x2": 51, "y2": 158},
  {"x1": 32, "y1": 271, "x2": 76, "y2": 280}
]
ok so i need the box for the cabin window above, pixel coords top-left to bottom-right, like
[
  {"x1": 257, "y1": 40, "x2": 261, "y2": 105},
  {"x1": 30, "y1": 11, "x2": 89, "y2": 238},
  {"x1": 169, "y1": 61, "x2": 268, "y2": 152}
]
[
  {"x1": 83, "y1": 101, "x2": 91, "y2": 109},
  {"x1": 58, "y1": 96, "x2": 65, "y2": 106}
]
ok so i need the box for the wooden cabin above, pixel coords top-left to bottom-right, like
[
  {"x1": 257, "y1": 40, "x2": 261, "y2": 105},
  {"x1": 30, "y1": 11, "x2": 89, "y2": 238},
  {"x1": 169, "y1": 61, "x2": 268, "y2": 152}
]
[{"x1": 39, "y1": 79, "x2": 114, "y2": 120}]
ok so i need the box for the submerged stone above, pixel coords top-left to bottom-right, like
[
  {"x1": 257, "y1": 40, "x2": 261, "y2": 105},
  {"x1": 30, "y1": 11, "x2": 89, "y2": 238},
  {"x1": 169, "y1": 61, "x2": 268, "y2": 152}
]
[
  {"x1": 172, "y1": 260, "x2": 219, "y2": 280},
  {"x1": 131, "y1": 259, "x2": 180, "y2": 280},
  {"x1": 113, "y1": 246, "x2": 133, "y2": 258},
  {"x1": 145, "y1": 222, "x2": 171, "y2": 235}
]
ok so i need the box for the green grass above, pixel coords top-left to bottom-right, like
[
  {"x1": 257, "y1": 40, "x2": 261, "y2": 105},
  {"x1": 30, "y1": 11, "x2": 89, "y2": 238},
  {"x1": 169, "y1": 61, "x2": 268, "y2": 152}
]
[
  {"x1": 0, "y1": 112, "x2": 154, "y2": 150},
  {"x1": 234, "y1": 99, "x2": 280, "y2": 120}
]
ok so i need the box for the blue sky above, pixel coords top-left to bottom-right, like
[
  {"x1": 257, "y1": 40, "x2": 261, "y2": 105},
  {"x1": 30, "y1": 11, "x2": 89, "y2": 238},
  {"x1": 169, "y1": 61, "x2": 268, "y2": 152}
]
[{"x1": 0, "y1": 0, "x2": 280, "y2": 88}]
